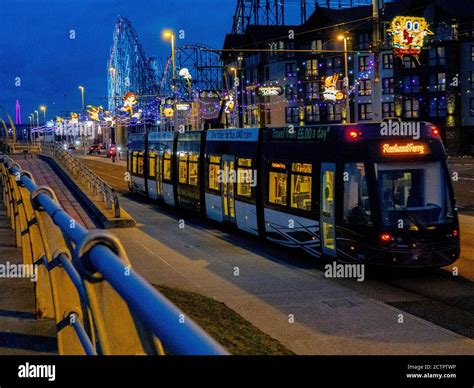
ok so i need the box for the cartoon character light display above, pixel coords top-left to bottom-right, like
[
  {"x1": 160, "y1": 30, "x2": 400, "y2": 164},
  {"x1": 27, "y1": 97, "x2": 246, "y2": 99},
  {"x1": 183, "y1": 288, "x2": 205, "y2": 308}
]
[
  {"x1": 121, "y1": 92, "x2": 138, "y2": 116},
  {"x1": 388, "y1": 16, "x2": 433, "y2": 58},
  {"x1": 323, "y1": 74, "x2": 344, "y2": 101}
]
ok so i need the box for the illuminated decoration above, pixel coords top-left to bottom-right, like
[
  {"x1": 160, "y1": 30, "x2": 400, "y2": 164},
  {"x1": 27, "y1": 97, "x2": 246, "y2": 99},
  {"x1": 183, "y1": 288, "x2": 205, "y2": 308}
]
[
  {"x1": 223, "y1": 94, "x2": 235, "y2": 114},
  {"x1": 256, "y1": 85, "x2": 284, "y2": 97},
  {"x1": 323, "y1": 75, "x2": 344, "y2": 101},
  {"x1": 179, "y1": 68, "x2": 192, "y2": 88},
  {"x1": 55, "y1": 116, "x2": 64, "y2": 124},
  {"x1": 382, "y1": 142, "x2": 428, "y2": 155},
  {"x1": 163, "y1": 106, "x2": 174, "y2": 118},
  {"x1": 175, "y1": 102, "x2": 191, "y2": 111},
  {"x1": 15, "y1": 100, "x2": 21, "y2": 125},
  {"x1": 388, "y1": 16, "x2": 433, "y2": 58},
  {"x1": 70, "y1": 112, "x2": 79, "y2": 124},
  {"x1": 121, "y1": 92, "x2": 138, "y2": 116},
  {"x1": 86, "y1": 105, "x2": 101, "y2": 122}
]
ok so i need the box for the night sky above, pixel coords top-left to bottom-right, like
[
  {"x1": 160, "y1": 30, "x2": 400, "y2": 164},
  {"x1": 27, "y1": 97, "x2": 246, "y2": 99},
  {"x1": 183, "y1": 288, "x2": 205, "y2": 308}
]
[{"x1": 0, "y1": 0, "x2": 235, "y2": 121}]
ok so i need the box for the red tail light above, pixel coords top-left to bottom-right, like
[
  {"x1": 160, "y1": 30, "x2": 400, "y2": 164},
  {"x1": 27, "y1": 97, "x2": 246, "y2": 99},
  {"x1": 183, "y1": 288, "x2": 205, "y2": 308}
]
[
  {"x1": 347, "y1": 129, "x2": 362, "y2": 141},
  {"x1": 453, "y1": 229, "x2": 459, "y2": 237},
  {"x1": 380, "y1": 233, "x2": 393, "y2": 243},
  {"x1": 432, "y1": 127, "x2": 440, "y2": 136}
]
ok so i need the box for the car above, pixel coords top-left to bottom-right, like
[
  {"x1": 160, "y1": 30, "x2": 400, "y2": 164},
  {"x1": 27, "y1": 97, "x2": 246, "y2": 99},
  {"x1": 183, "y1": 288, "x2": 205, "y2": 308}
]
[
  {"x1": 67, "y1": 143, "x2": 76, "y2": 150},
  {"x1": 107, "y1": 145, "x2": 117, "y2": 158},
  {"x1": 88, "y1": 144, "x2": 101, "y2": 155}
]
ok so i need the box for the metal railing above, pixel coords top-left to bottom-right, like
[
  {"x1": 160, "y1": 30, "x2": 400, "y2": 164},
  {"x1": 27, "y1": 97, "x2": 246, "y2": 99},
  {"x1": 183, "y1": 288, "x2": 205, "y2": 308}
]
[
  {"x1": 0, "y1": 155, "x2": 228, "y2": 355},
  {"x1": 41, "y1": 143, "x2": 121, "y2": 218}
]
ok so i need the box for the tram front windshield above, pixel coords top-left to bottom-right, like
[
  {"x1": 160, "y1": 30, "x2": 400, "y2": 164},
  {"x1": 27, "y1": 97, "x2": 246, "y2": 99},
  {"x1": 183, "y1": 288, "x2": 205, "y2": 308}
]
[{"x1": 376, "y1": 162, "x2": 454, "y2": 230}]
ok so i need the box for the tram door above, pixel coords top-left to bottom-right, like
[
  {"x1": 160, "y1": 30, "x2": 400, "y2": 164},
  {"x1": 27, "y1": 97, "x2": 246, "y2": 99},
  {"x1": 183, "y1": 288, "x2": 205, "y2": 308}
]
[
  {"x1": 320, "y1": 163, "x2": 336, "y2": 257},
  {"x1": 221, "y1": 155, "x2": 236, "y2": 222},
  {"x1": 156, "y1": 152, "x2": 163, "y2": 197}
]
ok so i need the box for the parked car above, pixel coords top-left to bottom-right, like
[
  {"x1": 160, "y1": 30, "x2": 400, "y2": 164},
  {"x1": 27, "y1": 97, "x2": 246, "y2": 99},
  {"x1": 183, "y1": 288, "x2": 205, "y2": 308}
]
[
  {"x1": 67, "y1": 143, "x2": 76, "y2": 150},
  {"x1": 88, "y1": 143, "x2": 102, "y2": 155}
]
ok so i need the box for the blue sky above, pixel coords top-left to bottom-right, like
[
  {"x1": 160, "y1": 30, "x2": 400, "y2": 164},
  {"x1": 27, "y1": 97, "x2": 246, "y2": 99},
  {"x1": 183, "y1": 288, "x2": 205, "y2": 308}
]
[{"x1": 0, "y1": 0, "x2": 235, "y2": 121}]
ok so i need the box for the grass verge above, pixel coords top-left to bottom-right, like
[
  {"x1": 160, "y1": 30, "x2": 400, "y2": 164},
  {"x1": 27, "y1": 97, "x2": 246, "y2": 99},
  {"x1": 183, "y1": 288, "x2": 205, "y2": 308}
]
[{"x1": 154, "y1": 285, "x2": 294, "y2": 355}]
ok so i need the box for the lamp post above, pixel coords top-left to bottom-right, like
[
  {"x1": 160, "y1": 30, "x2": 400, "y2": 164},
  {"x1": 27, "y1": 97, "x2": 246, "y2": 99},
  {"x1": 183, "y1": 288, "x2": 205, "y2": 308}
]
[
  {"x1": 338, "y1": 34, "x2": 351, "y2": 123},
  {"x1": 40, "y1": 105, "x2": 46, "y2": 124},
  {"x1": 34, "y1": 110, "x2": 39, "y2": 127},
  {"x1": 79, "y1": 85, "x2": 85, "y2": 111},
  {"x1": 163, "y1": 30, "x2": 176, "y2": 82},
  {"x1": 237, "y1": 53, "x2": 244, "y2": 128}
]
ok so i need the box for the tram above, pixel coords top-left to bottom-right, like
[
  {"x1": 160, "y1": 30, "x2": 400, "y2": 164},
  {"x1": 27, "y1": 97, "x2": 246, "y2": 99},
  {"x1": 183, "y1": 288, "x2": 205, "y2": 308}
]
[{"x1": 127, "y1": 121, "x2": 460, "y2": 267}]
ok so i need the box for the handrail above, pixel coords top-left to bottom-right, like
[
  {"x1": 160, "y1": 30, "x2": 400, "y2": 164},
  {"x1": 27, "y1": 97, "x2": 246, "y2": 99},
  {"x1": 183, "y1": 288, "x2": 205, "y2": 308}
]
[
  {"x1": 0, "y1": 155, "x2": 228, "y2": 355},
  {"x1": 41, "y1": 142, "x2": 121, "y2": 218}
]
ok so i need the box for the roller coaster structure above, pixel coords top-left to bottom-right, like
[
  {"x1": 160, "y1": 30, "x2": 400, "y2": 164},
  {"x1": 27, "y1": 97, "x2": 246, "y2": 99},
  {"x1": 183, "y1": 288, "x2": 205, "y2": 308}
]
[{"x1": 108, "y1": 17, "x2": 223, "y2": 117}]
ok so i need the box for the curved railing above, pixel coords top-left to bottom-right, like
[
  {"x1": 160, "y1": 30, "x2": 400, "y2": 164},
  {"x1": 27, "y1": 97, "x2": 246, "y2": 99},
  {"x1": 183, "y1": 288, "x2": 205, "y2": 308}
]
[
  {"x1": 41, "y1": 143, "x2": 121, "y2": 218},
  {"x1": 0, "y1": 154, "x2": 227, "y2": 355}
]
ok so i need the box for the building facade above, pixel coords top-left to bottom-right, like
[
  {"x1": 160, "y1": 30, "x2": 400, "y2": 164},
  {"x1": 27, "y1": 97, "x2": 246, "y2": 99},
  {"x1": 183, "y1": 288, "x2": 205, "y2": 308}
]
[{"x1": 222, "y1": 0, "x2": 474, "y2": 154}]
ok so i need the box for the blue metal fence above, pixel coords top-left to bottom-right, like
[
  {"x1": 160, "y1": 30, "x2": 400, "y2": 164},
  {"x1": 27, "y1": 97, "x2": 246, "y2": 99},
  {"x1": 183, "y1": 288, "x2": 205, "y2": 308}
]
[{"x1": 2, "y1": 156, "x2": 228, "y2": 355}]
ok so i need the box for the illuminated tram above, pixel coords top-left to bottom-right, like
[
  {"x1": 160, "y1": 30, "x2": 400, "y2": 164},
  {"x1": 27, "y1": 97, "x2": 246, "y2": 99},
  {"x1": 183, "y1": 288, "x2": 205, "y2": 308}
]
[{"x1": 128, "y1": 121, "x2": 460, "y2": 267}]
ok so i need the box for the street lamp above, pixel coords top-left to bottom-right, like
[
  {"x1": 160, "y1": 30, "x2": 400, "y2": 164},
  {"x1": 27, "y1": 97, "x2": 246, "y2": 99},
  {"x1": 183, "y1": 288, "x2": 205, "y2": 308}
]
[
  {"x1": 162, "y1": 30, "x2": 176, "y2": 81},
  {"x1": 34, "y1": 110, "x2": 39, "y2": 127},
  {"x1": 79, "y1": 85, "x2": 85, "y2": 111},
  {"x1": 338, "y1": 34, "x2": 351, "y2": 123},
  {"x1": 40, "y1": 105, "x2": 46, "y2": 124}
]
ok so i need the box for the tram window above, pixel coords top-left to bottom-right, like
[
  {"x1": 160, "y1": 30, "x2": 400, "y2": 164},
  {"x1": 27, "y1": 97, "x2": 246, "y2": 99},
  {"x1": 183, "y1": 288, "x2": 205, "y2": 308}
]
[
  {"x1": 163, "y1": 152, "x2": 172, "y2": 180},
  {"x1": 209, "y1": 155, "x2": 221, "y2": 192},
  {"x1": 132, "y1": 152, "x2": 138, "y2": 174},
  {"x1": 291, "y1": 163, "x2": 312, "y2": 211},
  {"x1": 238, "y1": 158, "x2": 252, "y2": 167},
  {"x1": 269, "y1": 171, "x2": 288, "y2": 206},
  {"x1": 237, "y1": 158, "x2": 253, "y2": 198},
  {"x1": 343, "y1": 163, "x2": 372, "y2": 226},
  {"x1": 188, "y1": 154, "x2": 199, "y2": 186},
  {"x1": 137, "y1": 153, "x2": 144, "y2": 176},
  {"x1": 149, "y1": 152, "x2": 157, "y2": 178},
  {"x1": 377, "y1": 162, "x2": 454, "y2": 228},
  {"x1": 322, "y1": 170, "x2": 334, "y2": 218},
  {"x1": 179, "y1": 154, "x2": 188, "y2": 184}
]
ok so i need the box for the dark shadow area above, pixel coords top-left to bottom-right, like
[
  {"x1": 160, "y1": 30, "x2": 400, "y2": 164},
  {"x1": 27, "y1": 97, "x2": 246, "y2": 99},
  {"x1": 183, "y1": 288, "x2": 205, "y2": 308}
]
[
  {"x1": 0, "y1": 309, "x2": 36, "y2": 320},
  {"x1": 0, "y1": 332, "x2": 57, "y2": 353}
]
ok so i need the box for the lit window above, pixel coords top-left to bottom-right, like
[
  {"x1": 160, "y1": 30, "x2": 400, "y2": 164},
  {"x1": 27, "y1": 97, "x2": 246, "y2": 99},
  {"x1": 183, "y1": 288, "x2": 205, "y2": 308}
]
[
  {"x1": 208, "y1": 155, "x2": 221, "y2": 191},
  {"x1": 269, "y1": 166, "x2": 288, "y2": 206},
  {"x1": 291, "y1": 163, "x2": 312, "y2": 211},
  {"x1": 149, "y1": 152, "x2": 157, "y2": 178},
  {"x1": 137, "y1": 152, "x2": 144, "y2": 175},
  {"x1": 305, "y1": 59, "x2": 318, "y2": 77},
  {"x1": 132, "y1": 151, "x2": 138, "y2": 174},
  {"x1": 188, "y1": 154, "x2": 199, "y2": 186},
  {"x1": 237, "y1": 158, "x2": 253, "y2": 198},
  {"x1": 163, "y1": 151, "x2": 172, "y2": 180},
  {"x1": 179, "y1": 154, "x2": 188, "y2": 184}
]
